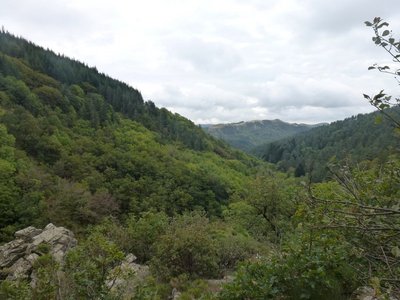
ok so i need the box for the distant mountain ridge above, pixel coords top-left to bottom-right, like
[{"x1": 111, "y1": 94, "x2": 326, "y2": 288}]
[
  {"x1": 201, "y1": 119, "x2": 323, "y2": 152},
  {"x1": 253, "y1": 108, "x2": 400, "y2": 181}
]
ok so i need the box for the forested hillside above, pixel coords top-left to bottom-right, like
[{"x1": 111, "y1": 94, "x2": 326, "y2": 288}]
[
  {"x1": 254, "y1": 108, "x2": 400, "y2": 181},
  {"x1": 1, "y1": 19, "x2": 400, "y2": 299},
  {"x1": 202, "y1": 119, "x2": 320, "y2": 152},
  {"x1": 0, "y1": 29, "x2": 261, "y2": 241},
  {"x1": 0, "y1": 30, "x2": 230, "y2": 152}
]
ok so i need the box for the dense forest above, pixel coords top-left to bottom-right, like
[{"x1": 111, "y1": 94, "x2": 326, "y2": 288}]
[
  {"x1": 202, "y1": 119, "x2": 320, "y2": 152},
  {"x1": 254, "y1": 108, "x2": 400, "y2": 181},
  {"x1": 1, "y1": 17, "x2": 400, "y2": 300}
]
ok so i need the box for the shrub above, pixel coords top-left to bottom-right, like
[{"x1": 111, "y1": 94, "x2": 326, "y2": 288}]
[
  {"x1": 126, "y1": 211, "x2": 169, "y2": 262},
  {"x1": 219, "y1": 234, "x2": 357, "y2": 300},
  {"x1": 151, "y1": 212, "x2": 220, "y2": 280}
]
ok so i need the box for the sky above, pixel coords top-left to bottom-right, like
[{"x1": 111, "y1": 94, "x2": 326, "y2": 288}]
[{"x1": 1, "y1": 0, "x2": 400, "y2": 124}]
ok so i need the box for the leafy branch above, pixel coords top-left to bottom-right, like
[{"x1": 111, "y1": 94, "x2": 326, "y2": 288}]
[{"x1": 365, "y1": 17, "x2": 400, "y2": 119}]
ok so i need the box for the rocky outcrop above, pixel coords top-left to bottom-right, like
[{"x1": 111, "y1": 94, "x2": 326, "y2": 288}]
[
  {"x1": 171, "y1": 287, "x2": 182, "y2": 300},
  {"x1": 106, "y1": 253, "x2": 150, "y2": 298},
  {"x1": 0, "y1": 223, "x2": 77, "y2": 281}
]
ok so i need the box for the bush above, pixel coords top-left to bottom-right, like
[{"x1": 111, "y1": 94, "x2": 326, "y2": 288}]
[
  {"x1": 31, "y1": 254, "x2": 59, "y2": 299},
  {"x1": 219, "y1": 234, "x2": 357, "y2": 300},
  {"x1": 126, "y1": 211, "x2": 169, "y2": 262},
  {"x1": 216, "y1": 232, "x2": 261, "y2": 270},
  {"x1": 133, "y1": 276, "x2": 171, "y2": 300},
  {"x1": 151, "y1": 212, "x2": 220, "y2": 280},
  {"x1": 64, "y1": 231, "x2": 125, "y2": 299},
  {"x1": 0, "y1": 280, "x2": 31, "y2": 300}
]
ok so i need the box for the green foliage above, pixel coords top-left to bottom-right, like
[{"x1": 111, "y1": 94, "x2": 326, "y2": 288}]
[
  {"x1": 256, "y1": 108, "x2": 400, "y2": 181},
  {"x1": 150, "y1": 212, "x2": 261, "y2": 282},
  {"x1": 220, "y1": 258, "x2": 352, "y2": 299},
  {"x1": 246, "y1": 175, "x2": 291, "y2": 241},
  {"x1": 0, "y1": 280, "x2": 31, "y2": 300},
  {"x1": 224, "y1": 173, "x2": 302, "y2": 243},
  {"x1": 126, "y1": 211, "x2": 169, "y2": 262},
  {"x1": 0, "y1": 124, "x2": 20, "y2": 240},
  {"x1": 151, "y1": 212, "x2": 220, "y2": 280},
  {"x1": 33, "y1": 85, "x2": 64, "y2": 109},
  {"x1": 173, "y1": 276, "x2": 217, "y2": 300},
  {"x1": 132, "y1": 276, "x2": 171, "y2": 300},
  {"x1": 220, "y1": 230, "x2": 356, "y2": 300},
  {"x1": 219, "y1": 171, "x2": 359, "y2": 300},
  {"x1": 64, "y1": 231, "x2": 125, "y2": 299},
  {"x1": 31, "y1": 254, "x2": 60, "y2": 299},
  {"x1": 43, "y1": 180, "x2": 93, "y2": 232},
  {"x1": 0, "y1": 30, "x2": 236, "y2": 151},
  {"x1": 308, "y1": 159, "x2": 400, "y2": 292},
  {"x1": 5, "y1": 23, "x2": 398, "y2": 299},
  {"x1": 364, "y1": 18, "x2": 400, "y2": 120},
  {"x1": 213, "y1": 223, "x2": 264, "y2": 271},
  {"x1": 0, "y1": 32, "x2": 259, "y2": 239}
]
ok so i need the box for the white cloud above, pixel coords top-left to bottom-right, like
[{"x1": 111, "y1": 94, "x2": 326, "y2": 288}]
[{"x1": 2, "y1": 0, "x2": 399, "y2": 124}]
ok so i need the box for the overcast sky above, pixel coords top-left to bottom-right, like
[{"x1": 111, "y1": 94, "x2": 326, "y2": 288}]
[{"x1": 2, "y1": 0, "x2": 400, "y2": 124}]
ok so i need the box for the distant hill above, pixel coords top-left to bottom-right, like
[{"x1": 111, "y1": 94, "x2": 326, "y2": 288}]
[
  {"x1": 253, "y1": 108, "x2": 400, "y2": 181},
  {"x1": 201, "y1": 119, "x2": 322, "y2": 152}
]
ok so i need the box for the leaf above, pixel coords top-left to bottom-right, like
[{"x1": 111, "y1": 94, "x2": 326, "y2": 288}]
[
  {"x1": 391, "y1": 246, "x2": 400, "y2": 257},
  {"x1": 379, "y1": 103, "x2": 389, "y2": 110},
  {"x1": 382, "y1": 30, "x2": 390, "y2": 36},
  {"x1": 389, "y1": 38, "x2": 395, "y2": 44},
  {"x1": 379, "y1": 66, "x2": 390, "y2": 70},
  {"x1": 363, "y1": 94, "x2": 371, "y2": 100},
  {"x1": 364, "y1": 21, "x2": 373, "y2": 26},
  {"x1": 384, "y1": 95, "x2": 392, "y2": 101},
  {"x1": 377, "y1": 22, "x2": 389, "y2": 29},
  {"x1": 373, "y1": 92, "x2": 386, "y2": 100},
  {"x1": 368, "y1": 66, "x2": 376, "y2": 70}
]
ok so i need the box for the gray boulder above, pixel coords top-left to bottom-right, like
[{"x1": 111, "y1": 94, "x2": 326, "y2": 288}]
[
  {"x1": 106, "y1": 253, "x2": 150, "y2": 298},
  {"x1": 0, "y1": 223, "x2": 76, "y2": 281},
  {"x1": 7, "y1": 256, "x2": 36, "y2": 280},
  {"x1": 0, "y1": 239, "x2": 27, "y2": 269},
  {"x1": 171, "y1": 287, "x2": 182, "y2": 300},
  {"x1": 28, "y1": 223, "x2": 77, "y2": 262},
  {"x1": 15, "y1": 226, "x2": 43, "y2": 240}
]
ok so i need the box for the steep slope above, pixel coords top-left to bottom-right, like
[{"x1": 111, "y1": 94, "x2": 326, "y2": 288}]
[
  {"x1": 254, "y1": 108, "x2": 400, "y2": 181},
  {"x1": 0, "y1": 30, "x2": 261, "y2": 241},
  {"x1": 202, "y1": 119, "x2": 321, "y2": 152},
  {"x1": 0, "y1": 30, "x2": 225, "y2": 152}
]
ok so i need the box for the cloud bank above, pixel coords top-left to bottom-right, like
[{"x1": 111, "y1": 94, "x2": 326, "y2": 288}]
[{"x1": 2, "y1": 0, "x2": 399, "y2": 123}]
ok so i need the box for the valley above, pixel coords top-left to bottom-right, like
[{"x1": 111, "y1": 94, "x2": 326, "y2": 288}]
[{"x1": 0, "y1": 16, "x2": 399, "y2": 299}]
